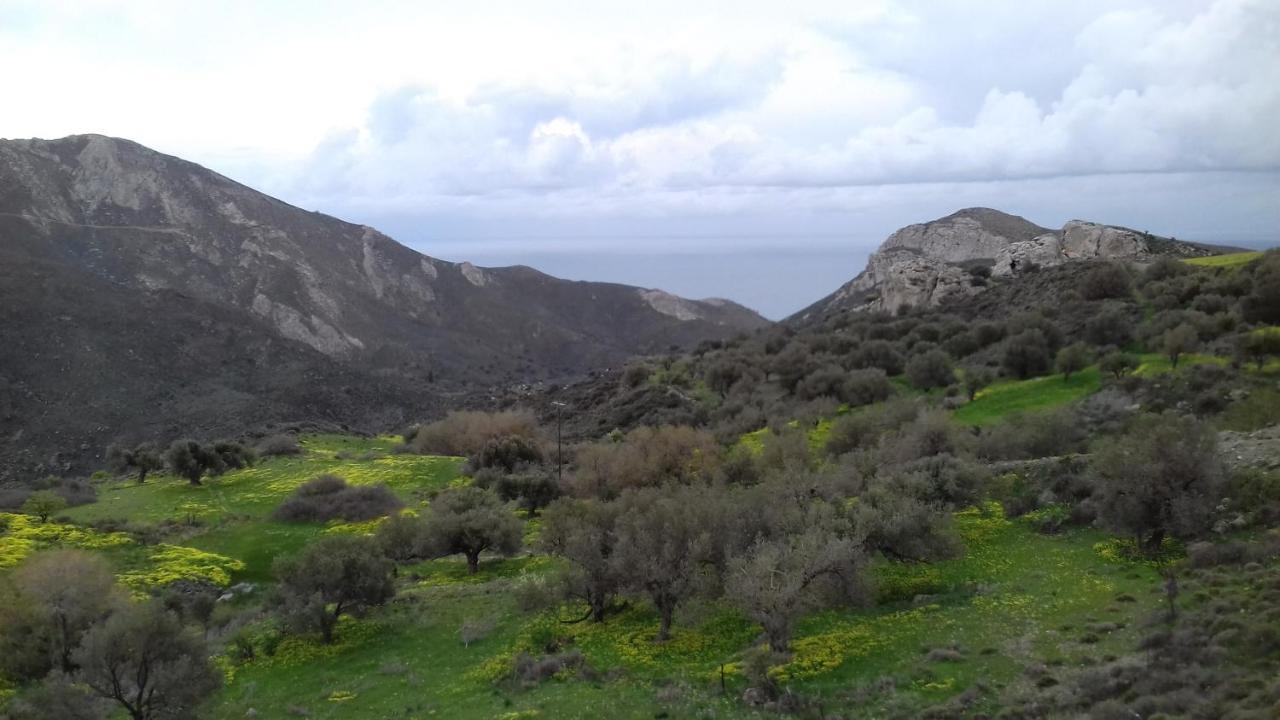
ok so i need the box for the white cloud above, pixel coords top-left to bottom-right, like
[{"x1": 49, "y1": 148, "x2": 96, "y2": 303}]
[{"x1": 246, "y1": 0, "x2": 1279, "y2": 216}]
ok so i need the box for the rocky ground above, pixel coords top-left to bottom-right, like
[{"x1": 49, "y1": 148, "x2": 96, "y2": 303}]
[{"x1": 1219, "y1": 425, "x2": 1280, "y2": 471}]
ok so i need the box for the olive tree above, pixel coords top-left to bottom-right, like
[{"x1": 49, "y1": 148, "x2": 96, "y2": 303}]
[
  {"x1": 962, "y1": 366, "x2": 995, "y2": 401},
  {"x1": 725, "y1": 525, "x2": 868, "y2": 653},
  {"x1": 905, "y1": 349, "x2": 954, "y2": 390},
  {"x1": 1002, "y1": 329, "x2": 1051, "y2": 379},
  {"x1": 1235, "y1": 330, "x2": 1280, "y2": 371},
  {"x1": 273, "y1": 535, "x2": 396, "y2": 643},
  {"x1": 1100, "y1": 351, "x2": 1140, "y2": 380},
  {"x1": 1242, "y1": 251, "x2": 1280, "y2": 323},
  {"x1": 538, "y1": 498, "x2": 623, "y2": 623},
  {"x1": 1090, "y1": 413, "x2": 1223, "y2": 554},
  {"x1": 0, "y1": 550, "x2": 125, "y2": 680},
  {"x1": 1162, "y1": 324, "x2": 1199, "y2": 368},
  {"x1": 420, "y1": 486, "x2": 522, "y2": 574},
  {"x1": 1055, "y1": 342, "x2": 1091, "y2": 381},
  {"x1": 165, "y1": 440, "x2": 221, "y2": 486},
  {"x1": 73, "y1": 601, "x2": 220, "y2": 720},
  {"x1": 107, "y1": 444, "x2": 164, "y2": 484},
  {"x1": 165, "y1": 440, "x2": 253, "y2": 486},
  {"x1": 612, "y1": 485, "x2": 715, "y2": 641},
  {"x1": 21, "y1": 490, "x2": 66, "y2": 523}
]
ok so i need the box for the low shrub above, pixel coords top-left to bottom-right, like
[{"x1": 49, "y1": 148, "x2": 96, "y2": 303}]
[
  {"x1": 273, "y1": 475, "x2": 403, "y2": 522},
  {"x1": 408, "y1": 410, "x2": 540, "y2": 456},
  {"x1": 511, "y1": 649, "x2": 586, "y2": 687},
  {"x1": 256, "y1": 434, "x2": 302, "y2": 457}
]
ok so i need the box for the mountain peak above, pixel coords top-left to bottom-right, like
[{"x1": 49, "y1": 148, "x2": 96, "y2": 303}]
[{"x1": 790, "y1": 208, "x2": 1238, "y2": 323}]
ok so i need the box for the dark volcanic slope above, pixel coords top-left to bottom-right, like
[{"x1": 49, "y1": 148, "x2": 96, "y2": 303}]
[{"x1": 0, "y1": 134, "x2": 769, "y2": 478}]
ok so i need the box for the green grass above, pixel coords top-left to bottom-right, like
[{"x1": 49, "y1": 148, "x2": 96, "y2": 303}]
[
  {"x1": 1131, "y1": 352, "x2": 1227, "y2": 377},
  {"x1": 63, "y1": 435, "x2": 464, "y2": 581},
  {"x1": 206, "y1": 503, "x2": 1160, "y2": 719},
  {"x1": 1183, "y1": 251, "x2": 1262, "y2": 268},
  {"x1": 7, "y1": 433, "x2": 1171, "y2": 718},
  {"x1": 953, "y1": 352, "x2": 1233, "y2": 427},
  {"x1": 954, "y1": 367, "x2": 1101, "y2": 426}
]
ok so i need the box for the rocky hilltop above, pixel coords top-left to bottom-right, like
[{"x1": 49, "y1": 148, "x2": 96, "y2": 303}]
[
  {"x1": 792, "y1": 208, "x2": 1238, "y2": 321},
  {"x1": 0, "y1": 134, "x2": 768, "y2": 477}
]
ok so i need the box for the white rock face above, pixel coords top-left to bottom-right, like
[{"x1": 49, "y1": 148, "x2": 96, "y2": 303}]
[
  {"x1": 812, "y1": 208, "x2": 1167, "y2": 317},
  {"x1": 834, "y1": 251, "x2": 979, "y2": 313},
  {"x1": 359, "y1": 228, "x2": 437, "y2": 306},
  {"x1": 1060, "y1": 221, "x2": 1148, "y2": 260},
  {"x1": 827, "y1": 208, "x2": 1047, "y2": 313},
  {"x1": 251, "y1": 293, "x2": 364, "y2": 355},
  {"x1": 460, "y1": 262, "x2": 490, "y2": 287},
  {"x1": 880, "y1": 215, "x2": 1020, "y2": 262},
  {"x1": 992, "y1": 222, "x2": 1150, "y2": 276},
  {"x1": 992, "y1": 233, "x2": 1063, "y2": 276},
  {"x1": 640, "y1": 289, "x2": 703, "y2": 321}
]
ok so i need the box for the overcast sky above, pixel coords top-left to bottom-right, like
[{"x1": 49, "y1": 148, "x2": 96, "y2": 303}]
[{"x1": 2, "y1": 0, "x2": 1278, "y2": 318}]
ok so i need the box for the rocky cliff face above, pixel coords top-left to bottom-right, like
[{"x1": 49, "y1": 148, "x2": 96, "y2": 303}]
[
  {"x1": 792, "y1": 208, "x2": 1237, "y2": 323},
  {"x1": 991, "y1": 221, "x2": 1152, "y2": 276},
  {"x1": 0, "y1": 134, "x2": 769, "y2": 477}
]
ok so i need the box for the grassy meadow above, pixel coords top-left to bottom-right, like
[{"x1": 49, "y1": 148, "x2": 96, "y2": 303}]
[{"x1": 0, "y1": 429, "x2": 1177, "y2": 719}]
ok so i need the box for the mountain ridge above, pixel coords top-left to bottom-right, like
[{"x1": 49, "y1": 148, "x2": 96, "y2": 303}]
[{"x1": 0, "y1": 134, "x2": 768, "y2": 478}]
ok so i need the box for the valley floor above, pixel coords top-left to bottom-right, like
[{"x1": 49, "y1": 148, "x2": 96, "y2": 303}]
[{"x1": 3, "y1": 436, "x2": 1176, "y2": 719}]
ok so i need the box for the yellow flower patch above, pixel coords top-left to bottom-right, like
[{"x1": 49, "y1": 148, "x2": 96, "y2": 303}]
[
  {"x1": 0, "y1": 512, "x2": 133, "y2": 569},
  {"x1": 323, "y1": 517, "x2": 386, "y2": 536},
  {"x1": 774, "y1": 603, "x2": 943, "y2": 681},
  {"x1": 117, "y1": 544, "x2": 245, "y2": 589},
  {"x1": 249, "y1": 617, "x2": 384, "y2": 671}
]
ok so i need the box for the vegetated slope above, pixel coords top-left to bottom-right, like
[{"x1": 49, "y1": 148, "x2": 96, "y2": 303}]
[
  {"x1": 520, "y1": 249, "x2": 1279, "y2": 444},
  {"x1": 790, "y1": 207, "x2": 1246, "y2": 322},
  {"x1": 4, "y1": 254, "x2": 1279, "y2": 718},
  {"x1": 0, "y1": 241, "x2": 442, "y2": 480},
  {"x1": 0, "y1": 134, "x2": 768, "y2": 477}
]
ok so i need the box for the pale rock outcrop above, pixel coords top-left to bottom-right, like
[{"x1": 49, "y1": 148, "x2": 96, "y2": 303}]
[
  {"x1": 992, "y1": 233, "x2": 1063, "y2": 276},
  {"x1": 833, "y1": 251, "x2": 978, "y2": 314},
  {"x1": 460, "y1": 261, "x2": 490, "y2": 287},
  {"x1": 815, "y1": 208, "x2": 1047, "y2": 314},
  {"x1": 1060, "y1": 221, "x2": 1148, "y2": 260},
  {"x1": 992, "y1": 222, "x2": 1150, "y2": 276},
  {"x1": 640, "y1": 289, "x2": 704, "y2": 321},
  {"x1": 250, "y1": 293, "x2": 364, "y2": 356},
  {"x1": 879, "y1": 213, "x2": 1026, "y2": 262},
  {"x1": 793, "y1": 207, "x2": 1232, "y2": 322}
]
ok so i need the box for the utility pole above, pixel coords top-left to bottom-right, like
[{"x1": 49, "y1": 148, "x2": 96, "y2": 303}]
[{"x1": 552, "y1": 401, "x2": 566, "y2": 486}]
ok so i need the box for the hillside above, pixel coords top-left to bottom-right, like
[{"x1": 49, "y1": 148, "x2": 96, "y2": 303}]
[
  {"x1": 790, "y1": 208, "x2": 1245, "y2": 323},
  {"x1": 1, "y1": 230, "x2": 1278, "y2": 719},
  {"x1": 0, "y1": 135, "x2": 768, "y2": 478}
]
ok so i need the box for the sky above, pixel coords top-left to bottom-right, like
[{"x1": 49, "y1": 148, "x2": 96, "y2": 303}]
[{"x1": 2, "y1": 0, "x2": 1278, "y2": 318}]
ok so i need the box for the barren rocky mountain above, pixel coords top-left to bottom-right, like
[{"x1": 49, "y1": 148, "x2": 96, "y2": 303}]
[
  {"x1": 0, "y1": 134, "x2": 768, "y2": 478},
  {"x1": 790, "y1": 207, "x2": 1243, "y2": 322}
]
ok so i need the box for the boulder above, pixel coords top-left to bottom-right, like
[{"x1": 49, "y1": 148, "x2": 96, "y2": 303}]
[
  {"x1": 992, "y1": 233, "x2": 1064, "y2": 276},
  {"x1": 1060, "y1": 220, "x2": 1149, "y2": 260}
]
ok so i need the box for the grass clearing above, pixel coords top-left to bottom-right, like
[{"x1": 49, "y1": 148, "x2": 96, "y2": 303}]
[
  {"x1": 954, "y1": 352, "x2": 1234, "y2": 427},
  {"x1": 1183, "y1": 251, "x2": 1262, "y2": 269},
  {"x1": 62, "y1": 435, "x2": 464, "y2": 581},
  {"x1": 954, "y1": 367, "x2": 1101, "y2": 426}
]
